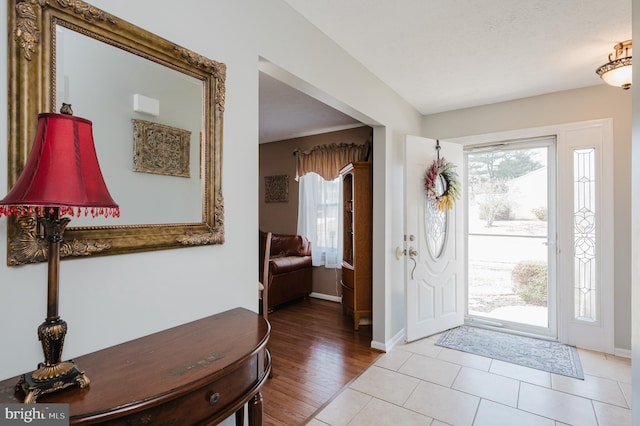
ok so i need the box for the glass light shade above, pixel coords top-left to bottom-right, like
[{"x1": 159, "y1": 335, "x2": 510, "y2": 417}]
[
  {"x1": 0, "y1": 112, "x2": 119, "y2": 217},
  {"x1": 600, "y1": 64, "x2": 632, "y2": 88},
  {"x1": 596, "y1": 40, "x2": 632, "y2": 90}
]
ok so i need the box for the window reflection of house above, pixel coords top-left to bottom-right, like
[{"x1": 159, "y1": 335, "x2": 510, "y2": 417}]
[{"x1": 508, "y1": 167, "x2": 547, "y2": 220}]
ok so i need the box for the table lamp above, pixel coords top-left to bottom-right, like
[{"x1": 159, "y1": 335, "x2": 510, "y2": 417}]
[{"x1": 0, "y1": 104, "x2": 119, "y2": 403}]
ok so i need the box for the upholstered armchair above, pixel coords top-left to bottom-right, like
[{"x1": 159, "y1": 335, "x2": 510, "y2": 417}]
[{"x1": 260, "y1": 231, "x2": 313, "y2": 310}]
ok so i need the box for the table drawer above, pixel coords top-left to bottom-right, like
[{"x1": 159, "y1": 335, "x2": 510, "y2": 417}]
[{"x1": 100, "y1": 355, "x2": 259, "y2": 425}]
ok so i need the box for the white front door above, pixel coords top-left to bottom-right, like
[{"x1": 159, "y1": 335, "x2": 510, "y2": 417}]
[{"x1": 404, "y1": 135, "x2": 464, "y2": 342}]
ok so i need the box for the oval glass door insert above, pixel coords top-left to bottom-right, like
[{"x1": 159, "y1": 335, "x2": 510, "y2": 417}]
[{"x1": 426, "y1": 174, "x2": 448, "y2": 258}]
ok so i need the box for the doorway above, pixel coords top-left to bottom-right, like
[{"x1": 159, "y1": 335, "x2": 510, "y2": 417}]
[
  {"x1": 465, "y1": 137, "x2": 557, "y2": 338},
  {"x1": 449, "y1": 120, "x2": 614, "y2": 352}
]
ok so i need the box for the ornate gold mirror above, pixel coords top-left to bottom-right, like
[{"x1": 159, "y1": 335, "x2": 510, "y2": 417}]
[{"x1": 7, "y1": 0, "x2": 225, "y2": 265}]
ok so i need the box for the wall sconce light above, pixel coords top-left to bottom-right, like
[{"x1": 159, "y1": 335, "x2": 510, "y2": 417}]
[
  {"x1": 596, "y1": 40, "x2": 632, "y2": 90},
  {"x1": 0, "y1": 105, "x2": 119, "y2": 403}
]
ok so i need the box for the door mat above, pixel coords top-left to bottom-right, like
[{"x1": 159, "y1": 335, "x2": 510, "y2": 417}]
[{"x1": 435, "y1": 325, "x2": 584, "y2": 379}]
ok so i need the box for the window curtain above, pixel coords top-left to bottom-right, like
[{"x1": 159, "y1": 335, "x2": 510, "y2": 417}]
[
  {"x1": 297, "y1": 173, "x2": 342, "y2": 268},
  {"x1": 296, "y1": 140, "x2": 370, "y2": 268},
  {"x1": 294, "y1": 141, "x2": 371, "y2": 181}
]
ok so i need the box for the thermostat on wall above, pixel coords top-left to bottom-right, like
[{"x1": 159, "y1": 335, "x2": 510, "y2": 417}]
[{"x1": 133, "y1": 94, "x2": 160, "y2": 117}]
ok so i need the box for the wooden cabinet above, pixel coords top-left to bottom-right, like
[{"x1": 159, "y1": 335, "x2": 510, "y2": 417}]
[
  {"x1": 340, "y1": 162, "x2": 372, "y2": 330},
  {"x1": 0, "y1": 308, "x2": 270, "y2": 425}
]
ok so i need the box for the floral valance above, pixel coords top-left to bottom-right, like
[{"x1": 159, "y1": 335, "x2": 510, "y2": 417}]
[{"x1": 294, "y1": 140, "x2": 371, "y2": 181}]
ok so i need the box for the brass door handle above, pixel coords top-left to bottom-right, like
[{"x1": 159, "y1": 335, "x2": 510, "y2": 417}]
[{"x1": 408, "y1": 246, "x2": 418, "y2": 279}]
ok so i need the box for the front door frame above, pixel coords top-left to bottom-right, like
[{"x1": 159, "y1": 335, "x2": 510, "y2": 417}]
[{"x1": 447, "y1": 119, "x2": 614, "y2": 353}]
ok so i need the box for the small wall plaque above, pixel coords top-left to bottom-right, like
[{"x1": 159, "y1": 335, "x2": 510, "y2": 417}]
[
  {"x1": 132, "y1": 119, "x2": 191, "y2": 178},
  {"x1": 264, "y1": 175, "x2": 289, "y2": 203}
]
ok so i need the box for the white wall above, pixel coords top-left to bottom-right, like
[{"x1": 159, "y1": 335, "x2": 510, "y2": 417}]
[
  {"x1": 423, "y1": 84, "x2": 632, "y2": 352},
  {"x1": 376, "y1": 127, "x2": 410, "y2": 349},
  {"x1": 0, "y1": 0, "x2": 422, "y2": 382}
]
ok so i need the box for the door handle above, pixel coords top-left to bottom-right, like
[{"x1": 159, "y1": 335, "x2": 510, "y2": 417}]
[
  {"x1": 543, "y1": 240, "x2": 559, "y2": 254},
  {"x1": 408, "y1": 246, "x2": 418, "y2": 279}
]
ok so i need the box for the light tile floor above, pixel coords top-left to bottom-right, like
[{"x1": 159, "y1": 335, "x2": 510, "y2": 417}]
[{"x1": 309, "y1": 333, "x2": 632, "y2": 426}]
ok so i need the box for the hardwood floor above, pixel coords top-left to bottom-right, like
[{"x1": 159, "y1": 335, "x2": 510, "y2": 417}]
[{"x1": 262, "y1": 298, "x2": 382, "y2": 425}]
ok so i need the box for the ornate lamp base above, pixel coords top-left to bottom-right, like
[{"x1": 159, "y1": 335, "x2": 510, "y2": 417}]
[
  {"x1": 16, "y1": 362, "x2": 90, "y2": 403},
  {"x1": 15, "y1": 315, "x2": 90, "y2": 403},
  {"x1": 13, "y1": 213, "x2": 91, "y2": 403}
]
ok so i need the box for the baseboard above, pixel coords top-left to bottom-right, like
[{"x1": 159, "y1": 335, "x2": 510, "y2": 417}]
[
  {"x1": 614, "y1": 347, "x2": 631, "y2": 359},
  {"x1": 371, "y1": 328, "x2": 405, "y2": 353},
  {"x1": 309, "y1": 292, "x2": 342, "y2": 303}
]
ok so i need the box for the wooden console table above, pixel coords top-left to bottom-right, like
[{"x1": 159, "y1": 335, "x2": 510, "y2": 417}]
[{"x1": 0, "y1": 308, "x2": 271, "y2": 425}]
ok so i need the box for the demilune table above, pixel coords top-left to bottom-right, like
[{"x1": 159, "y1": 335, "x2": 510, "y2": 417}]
[{"x1": 0, "y1": 307, "x2": 271, "y2": 425}]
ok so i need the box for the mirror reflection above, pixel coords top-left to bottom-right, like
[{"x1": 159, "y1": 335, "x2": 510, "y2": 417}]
[{"x1": 56, "y1": 26, "x2": 204, "y2": 227}]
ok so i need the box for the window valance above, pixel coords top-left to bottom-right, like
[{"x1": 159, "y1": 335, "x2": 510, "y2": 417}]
[{"x1": 294, "y1": 140, "x2": 371, "y2": 181}]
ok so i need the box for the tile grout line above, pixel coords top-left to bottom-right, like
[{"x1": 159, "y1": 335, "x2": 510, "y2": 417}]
[
  {"x1": 590, "y1": 398, "x2": 600, "y2": 426},
  {"x1": 313, "y1": 341, "x2": 632, "y2": 425}
]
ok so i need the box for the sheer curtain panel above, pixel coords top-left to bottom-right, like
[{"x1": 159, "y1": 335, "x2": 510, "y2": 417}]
[{"x1": 297, "y1": 173, "x2": 342, "y2": 268}]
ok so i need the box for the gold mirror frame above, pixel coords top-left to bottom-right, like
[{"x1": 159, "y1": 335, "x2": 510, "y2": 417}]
[{"x1": 7, "y1": 0, "x2": 225, "y2": 266}]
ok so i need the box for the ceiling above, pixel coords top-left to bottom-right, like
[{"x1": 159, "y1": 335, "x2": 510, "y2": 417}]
[
  {"x1": 259, "y1": 72, "x2": 364, "y2": 143},
  {"x1": 259, "y1": 0, "x2": 632, "y2": 143}
]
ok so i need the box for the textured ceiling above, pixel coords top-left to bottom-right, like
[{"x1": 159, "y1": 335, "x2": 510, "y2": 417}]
[{"x1": 260, "y1": 0, "x2": 631, "y2": 142}]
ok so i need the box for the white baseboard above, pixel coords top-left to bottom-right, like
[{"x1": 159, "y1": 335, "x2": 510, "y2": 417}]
[
  {"x1": 614, "y1": 347, "x2": 631, "y2": 359},
  {"x1": 371, "y1": 328, "x2": 405, "y2": 353},
  {"x1": 309, "y1": 292, "x2": 342, "y2": 303}
]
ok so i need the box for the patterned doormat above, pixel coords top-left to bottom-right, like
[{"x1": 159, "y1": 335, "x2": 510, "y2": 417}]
[{"x1": 435, "y1": 325, "x2": 584, "y2": 379}]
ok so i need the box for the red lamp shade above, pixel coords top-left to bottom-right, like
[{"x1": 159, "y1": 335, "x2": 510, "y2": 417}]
[{"x1": 0, "y1": 112, "x2": 119, "y2": 218}]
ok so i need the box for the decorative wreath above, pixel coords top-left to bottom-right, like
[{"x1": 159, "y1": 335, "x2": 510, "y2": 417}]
[{"x1": 425, "y1": 157, "x2": 460, "y2": 211}]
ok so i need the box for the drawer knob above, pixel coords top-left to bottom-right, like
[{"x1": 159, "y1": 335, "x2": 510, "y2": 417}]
[{"x1": 209, "y1": 392, "x2": 221, "y2": 406}]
